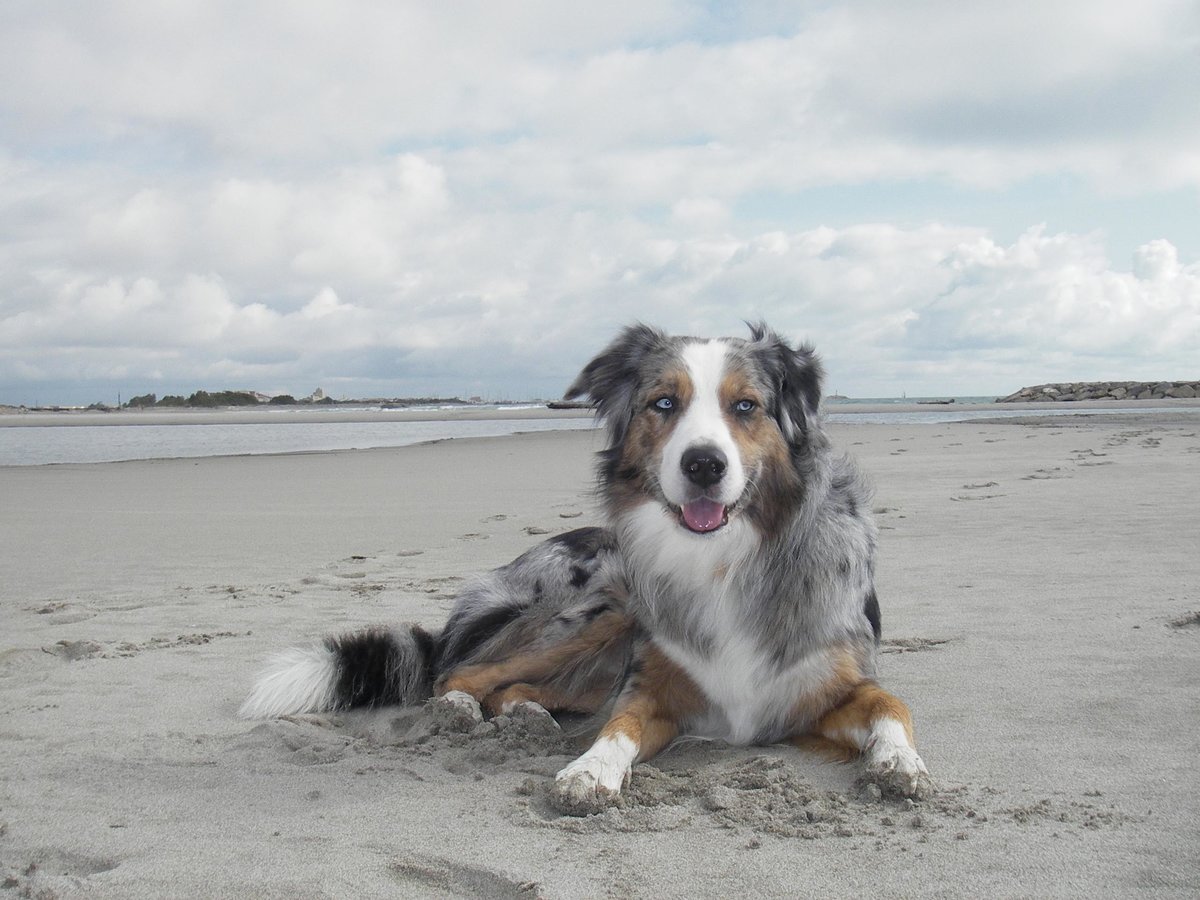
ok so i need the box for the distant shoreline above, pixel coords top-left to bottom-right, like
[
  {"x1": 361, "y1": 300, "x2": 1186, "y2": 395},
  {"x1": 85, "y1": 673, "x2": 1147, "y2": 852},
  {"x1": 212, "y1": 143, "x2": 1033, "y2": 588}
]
[
  {"x1": 999, "y1": 380, "x2": 1199, "y2": 403},
  {"x1": 4, "y1": 395, "x2": 1200, "y2": 429},
  {"x1": 0, "y1": 404, "x2": 595, "y2": 428}
]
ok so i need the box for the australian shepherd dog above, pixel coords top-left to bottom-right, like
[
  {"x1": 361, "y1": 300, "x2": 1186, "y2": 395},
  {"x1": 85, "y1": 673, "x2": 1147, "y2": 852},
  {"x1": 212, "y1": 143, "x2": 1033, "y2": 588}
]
[{"x1": 240, "y1": 323, "x2": 932, "y2": 811}]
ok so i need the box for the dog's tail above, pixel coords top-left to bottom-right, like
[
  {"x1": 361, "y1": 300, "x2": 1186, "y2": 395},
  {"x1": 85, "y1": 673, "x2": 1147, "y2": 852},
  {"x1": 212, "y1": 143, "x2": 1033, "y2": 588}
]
[{"x1": 238, "y1": 625, "x2": 437, "y2": 719}]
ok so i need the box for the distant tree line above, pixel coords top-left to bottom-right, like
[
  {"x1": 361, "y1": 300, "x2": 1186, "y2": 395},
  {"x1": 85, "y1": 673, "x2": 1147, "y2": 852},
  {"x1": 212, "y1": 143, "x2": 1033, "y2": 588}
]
[
  {"x1": 121, "y1": 392, "x2": 476, "y2": 408},
  {"x1": 125, "y1": 391, "x2": 262, "y2": 408}
]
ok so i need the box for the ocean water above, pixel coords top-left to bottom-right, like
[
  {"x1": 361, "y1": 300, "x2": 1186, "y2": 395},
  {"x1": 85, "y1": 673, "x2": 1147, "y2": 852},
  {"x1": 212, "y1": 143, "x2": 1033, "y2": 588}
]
[
  {"x1": 2, "y1": 399, "x2": 1193, "y2": 466},
  {"x1": 828, "y1": 396, "x2": 998, "y2": 405},
  {"x1": 823, "y1": 398, "x2": 1200, "y2": 426},
  {"x1": 0, "y1": 416, "x2": 600, "y2": 467}
]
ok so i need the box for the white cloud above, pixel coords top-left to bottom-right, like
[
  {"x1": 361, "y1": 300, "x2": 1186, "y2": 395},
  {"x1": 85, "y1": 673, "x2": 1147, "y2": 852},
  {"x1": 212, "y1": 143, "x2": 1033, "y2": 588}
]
[
  {"x1": 4, "y1": 1, "x2": 1196, "y2": 187},
  {"x1": 4, "y1": 184, "x2": 1195, "y2": 397},
  {"x1": 0, "y1": 1, "x2": 1197, "y2": 402}
]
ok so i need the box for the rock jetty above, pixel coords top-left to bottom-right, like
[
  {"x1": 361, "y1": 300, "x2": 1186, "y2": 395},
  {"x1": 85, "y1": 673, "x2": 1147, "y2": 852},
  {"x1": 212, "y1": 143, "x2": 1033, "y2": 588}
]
[{"x1": 998, "y1": 381, "x2": 1199, "y2": 402}]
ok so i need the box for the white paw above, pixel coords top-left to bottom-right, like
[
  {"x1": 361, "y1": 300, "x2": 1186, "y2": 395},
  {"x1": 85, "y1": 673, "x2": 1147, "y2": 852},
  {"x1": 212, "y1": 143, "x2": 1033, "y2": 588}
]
[
  {"x1": 551, "y1": 735, "x2": 635, "y2": 816},
  {"x1": 505, "y1": 700, "x2": 561, "y2": 730},
  {"x1": 500, "y1": 698, "x2": 552, "y2": 719},
  {"x1": 427, "y1": 690, "x2": 484, "y2": 732},
  {"x1": 438, "y1": 689, "x2": 483, "y2": 713},
  {"x1": 865, "y1": 734, "x2": 932, "y2": 799}
]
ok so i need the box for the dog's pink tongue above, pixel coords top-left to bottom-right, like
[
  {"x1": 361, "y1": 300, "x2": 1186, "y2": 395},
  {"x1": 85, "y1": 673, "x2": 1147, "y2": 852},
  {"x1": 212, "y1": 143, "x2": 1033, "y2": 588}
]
[{"x1": 682, "y1": 498, "x2": 726, "y2": 533}]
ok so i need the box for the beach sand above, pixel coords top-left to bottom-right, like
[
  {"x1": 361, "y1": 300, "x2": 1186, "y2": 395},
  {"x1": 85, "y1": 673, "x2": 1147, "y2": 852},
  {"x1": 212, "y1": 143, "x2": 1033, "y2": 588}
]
[{"x1": 2, "y1": 415, "x2": 1199, "y2": 897}]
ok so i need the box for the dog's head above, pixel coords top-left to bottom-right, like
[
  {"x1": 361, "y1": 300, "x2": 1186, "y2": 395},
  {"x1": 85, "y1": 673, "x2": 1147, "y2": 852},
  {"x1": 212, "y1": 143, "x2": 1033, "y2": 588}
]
[{"x1": 566, "y1": 322, "x2": 827, "y2": 536}]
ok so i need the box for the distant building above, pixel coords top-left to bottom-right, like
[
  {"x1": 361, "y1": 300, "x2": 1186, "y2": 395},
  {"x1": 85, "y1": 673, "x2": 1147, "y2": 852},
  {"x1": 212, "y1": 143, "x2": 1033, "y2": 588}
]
[{"x1": 307, "y1": 387, "x2": 326, "y2": 402}]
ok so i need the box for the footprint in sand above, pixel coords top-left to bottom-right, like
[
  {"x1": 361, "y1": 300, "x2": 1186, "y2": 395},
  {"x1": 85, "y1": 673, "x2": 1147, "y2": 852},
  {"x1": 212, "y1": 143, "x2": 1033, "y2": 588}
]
[
  {"x1": 44, "y1": 639, "x2": 104, "y2": 661},
  {"x1": 480, "y1": 514, "x2": 510, "y2": 523},
  {"x1": 3, "y1": 849, "x2": 120, "y2": 896},
  {"x1": 389, "y1": 857, "x2": 542, "y2": 899},
  {"x1": 872, "y1": 506, "x2": 903, "y2": 529},
  {"x1": 1070, "y1": 448, "x2": 1114, "y2": 467},
  {"x1": 951, "y1": 481, "x2": 1004, "y2": 501},
  {"x1": 457, "y1": 532, "x2": 490, "y2": 541},
  {"x1": 411, "y1": 575, "x2": 464, "y2": 598},
  {"x1": 880, "y1": 637, "x2": 954, "y2": 653},
  {"x1": 239, "y1": 719, "x2": 353, "y2": 767},
  {"x1": 28, "y1": 601, "x2": 97, "y2": 626},
  {"x1": 1167, "y1": 611, "x2": 1200, "y2": 630},
  {"x1": 1023, "y1": 467, "x2": 1070, "y2": 480},
  {"x1": 45, "y1": 632, "x2": 246, "y2": 661}
]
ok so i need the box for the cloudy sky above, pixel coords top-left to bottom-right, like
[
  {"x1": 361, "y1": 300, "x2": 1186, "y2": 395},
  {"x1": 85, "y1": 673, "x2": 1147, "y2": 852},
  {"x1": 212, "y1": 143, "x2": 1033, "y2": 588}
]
[{"x1": 1, "y1": 1, "x2": 1197, "y2": 405}]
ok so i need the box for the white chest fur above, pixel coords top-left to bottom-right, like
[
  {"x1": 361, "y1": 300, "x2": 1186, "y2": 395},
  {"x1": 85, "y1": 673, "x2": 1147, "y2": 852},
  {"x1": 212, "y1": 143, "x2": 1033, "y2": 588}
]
[
  {"x1": 619, "y1": 503, "x2": 836, "y2": 745},
  {"x1": 658, "y1": 619, "x2": 836, "y2": 745}
]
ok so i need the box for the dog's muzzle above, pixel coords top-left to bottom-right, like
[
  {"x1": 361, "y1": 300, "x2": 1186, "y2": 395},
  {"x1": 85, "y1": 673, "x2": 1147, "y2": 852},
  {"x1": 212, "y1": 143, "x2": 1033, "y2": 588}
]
[
  {"x1": 681, "y1": 445, "x2": 726, "y2": 488},
  {"x1": 678, "y1": 445, "x2": 730, "y2": 533}
]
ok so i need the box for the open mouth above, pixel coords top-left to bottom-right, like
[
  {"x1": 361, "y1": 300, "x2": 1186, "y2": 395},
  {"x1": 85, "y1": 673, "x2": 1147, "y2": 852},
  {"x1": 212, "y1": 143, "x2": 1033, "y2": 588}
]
[{"x1": 678, "y1": 497, "x2": 730, "y2": 534}]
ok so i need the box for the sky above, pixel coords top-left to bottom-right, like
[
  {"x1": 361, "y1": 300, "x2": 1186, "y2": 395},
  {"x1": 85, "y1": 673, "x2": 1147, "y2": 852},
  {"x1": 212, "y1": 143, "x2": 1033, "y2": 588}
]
[{"x1": 1, "y1": 0, "x2": 1198, "y2": 405}]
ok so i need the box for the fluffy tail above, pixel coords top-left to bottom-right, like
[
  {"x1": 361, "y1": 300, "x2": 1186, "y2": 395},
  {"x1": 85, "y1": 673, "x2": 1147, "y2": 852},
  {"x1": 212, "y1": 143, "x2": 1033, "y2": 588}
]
[{"x1": 238, "y1": 625, "x2": 437, "y2": 719}]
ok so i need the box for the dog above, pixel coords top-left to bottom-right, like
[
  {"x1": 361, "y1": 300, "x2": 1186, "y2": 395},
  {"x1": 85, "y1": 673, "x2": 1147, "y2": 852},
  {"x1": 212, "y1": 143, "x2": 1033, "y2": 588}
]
[{"x1": 240, "y1": 322, "x2": 932, "y2": 812}]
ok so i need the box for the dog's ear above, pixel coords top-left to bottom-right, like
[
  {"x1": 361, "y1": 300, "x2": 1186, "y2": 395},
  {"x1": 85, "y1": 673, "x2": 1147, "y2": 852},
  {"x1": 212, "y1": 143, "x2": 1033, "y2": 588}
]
[
  {"x1": 746, "y1": 321, "x2": 824, "y2": 445},
  {"x1": 566, "y1": 323, "x2": 670, "y2": 446}
]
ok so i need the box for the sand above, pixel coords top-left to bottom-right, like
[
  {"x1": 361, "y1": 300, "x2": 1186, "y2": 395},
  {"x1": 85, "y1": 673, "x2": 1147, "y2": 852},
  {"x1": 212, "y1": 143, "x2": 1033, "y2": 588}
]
[{"x1": 2, "y1": 414, "x2": 1199, "y2": 897}]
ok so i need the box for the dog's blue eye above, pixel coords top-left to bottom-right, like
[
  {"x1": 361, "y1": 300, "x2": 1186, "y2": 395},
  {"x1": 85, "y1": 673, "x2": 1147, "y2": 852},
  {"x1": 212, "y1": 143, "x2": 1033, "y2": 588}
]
[
  {"x1": 654, "y1": 397, "x2": 674, "y2": 411},
  {"x1": 735, "y1": 399, "x2": 756, "y2": 413}
]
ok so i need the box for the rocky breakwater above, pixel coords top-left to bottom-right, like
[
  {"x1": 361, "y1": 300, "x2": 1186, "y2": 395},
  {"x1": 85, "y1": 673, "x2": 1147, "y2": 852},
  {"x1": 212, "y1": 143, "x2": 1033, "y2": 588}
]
[{"x1": 998, "y1": 381, "x2": 1199, "y2": 402}]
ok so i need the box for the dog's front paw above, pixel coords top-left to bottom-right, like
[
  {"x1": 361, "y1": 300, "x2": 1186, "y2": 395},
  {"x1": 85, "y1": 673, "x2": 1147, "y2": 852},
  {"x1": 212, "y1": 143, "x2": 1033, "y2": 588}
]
[
  {"x1": 504, "y1": 700, "x2": 562, "y2": 739},
  {"x1": 552, "y1": 761, "x2": 626, "y2": 817},
  {"x1": 865, "y1": 740, "x2": 932, "y2": 800},
  {"x1": 551, "y1": 736, "x2": 635, "y2": 816},
  {"x1": 427, "y1": 690, "x2": 484, "y2": 733}
]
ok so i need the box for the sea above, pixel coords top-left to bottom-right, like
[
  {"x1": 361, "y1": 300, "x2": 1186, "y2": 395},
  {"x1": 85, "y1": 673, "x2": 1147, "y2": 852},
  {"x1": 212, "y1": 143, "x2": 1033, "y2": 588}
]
[{"x1": 0, "y1": 397, "x2": 1189, "y2": 467}]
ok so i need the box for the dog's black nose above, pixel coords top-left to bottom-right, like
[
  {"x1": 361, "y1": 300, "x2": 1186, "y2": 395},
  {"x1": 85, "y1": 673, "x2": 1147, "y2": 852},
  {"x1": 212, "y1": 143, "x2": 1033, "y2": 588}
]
[{"x1": 681, "y1": 445, "x2": 727, "y2": 488}]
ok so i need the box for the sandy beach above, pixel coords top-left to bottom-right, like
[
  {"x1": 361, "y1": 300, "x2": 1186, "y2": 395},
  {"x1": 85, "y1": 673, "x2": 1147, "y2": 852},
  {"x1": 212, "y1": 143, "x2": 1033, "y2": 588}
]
[{"x1": 2, "y1": 413, "x2": 1199, "y2": 897}]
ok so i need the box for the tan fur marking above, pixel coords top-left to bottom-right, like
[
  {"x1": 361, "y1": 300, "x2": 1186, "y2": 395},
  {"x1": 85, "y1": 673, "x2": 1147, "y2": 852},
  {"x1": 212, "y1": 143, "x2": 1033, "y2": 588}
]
[
  {"x1": 718, "y1": 368, "x2": 761, "y2": 412},
  {"x1": 648, "y1": 369, "x2": 694, "y2": 410},
  {"x1": 717, "y1": 360, "x2": 802, "y2": 536},
  {"x1": 434, "y1": 610, "x2": 631, "y2": 708},
  {"x1": 598, "y1": 643, "x2": 706, "y2": 762},
  {"x1": 483, "y1": 682, "x2": 612, "y2": 717},
  {"x1": 786, "y1": 648, "x2": 866, "y2": 733},
  {"x1": 809, "y1": 680, "x2": 917, "y2": 755},
  {"x1": 609, "y1": 366, "x2": 694, "y2": 515},
  {"x1": 791, "y1": 734, "x2": 858, "y2": 763}
]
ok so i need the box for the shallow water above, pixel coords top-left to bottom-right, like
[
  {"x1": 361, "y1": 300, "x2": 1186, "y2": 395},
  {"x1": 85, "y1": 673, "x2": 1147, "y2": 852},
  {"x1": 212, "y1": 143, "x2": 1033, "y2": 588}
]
[
  {"x1": 0, "y1": 417, "x2": 600, "y2": 466},
  {"x1": 4, "y1": 402, "x2": 1196, "y2": 466}
]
